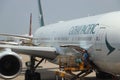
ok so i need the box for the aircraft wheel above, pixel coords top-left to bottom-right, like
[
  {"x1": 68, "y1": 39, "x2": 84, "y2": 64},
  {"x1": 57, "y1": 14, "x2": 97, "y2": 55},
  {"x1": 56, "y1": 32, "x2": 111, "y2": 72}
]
[
  {"x1": 96, "y1": 71, "x2": 113, "y2": 79},
  {"x1": 33, "y1": 72, "x2": 41, "y2": 80},
  {"x1": 55, "y1": 75, "x2": 65, "y2": 80},
  {"x1": 25, "y1": 70, "x2": 41, "y2": 80}
]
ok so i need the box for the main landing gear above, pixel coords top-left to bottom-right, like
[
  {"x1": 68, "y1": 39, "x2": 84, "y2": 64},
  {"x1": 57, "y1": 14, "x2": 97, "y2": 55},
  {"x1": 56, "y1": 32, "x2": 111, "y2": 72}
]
[{"x1": 25, "y1": 56, "x2": 44, "y2": 80}]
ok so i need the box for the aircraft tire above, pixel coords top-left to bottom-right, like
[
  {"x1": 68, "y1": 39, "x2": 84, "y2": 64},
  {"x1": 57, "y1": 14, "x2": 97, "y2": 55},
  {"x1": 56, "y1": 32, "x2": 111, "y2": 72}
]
[
  {"x1": 55, "y1": 75, "x2": 65, "y2": 80},
  {"x1": 96, "y1": 71, "x2": 113, "y2": 79},
  {"x1": 25, "y1": 70, "x2": 41, "y2": 80}
]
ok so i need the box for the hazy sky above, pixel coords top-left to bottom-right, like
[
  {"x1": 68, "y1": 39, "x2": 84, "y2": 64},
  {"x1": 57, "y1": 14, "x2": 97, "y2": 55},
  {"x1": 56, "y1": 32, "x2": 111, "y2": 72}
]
[{"x1": 0, "y1": 0, "x2": 120, "y2": 34}]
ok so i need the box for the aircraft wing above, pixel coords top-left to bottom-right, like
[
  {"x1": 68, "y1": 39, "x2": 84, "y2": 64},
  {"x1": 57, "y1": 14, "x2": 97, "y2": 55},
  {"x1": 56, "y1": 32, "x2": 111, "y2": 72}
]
[
  {"x1": 0, "y1": 41, "x2": 20, "y2": 45},
  {"x1": 0, "y1": 33, "x2": 32, "y2": 40},
  {"x1": 0, "y1": 44, "x2": 59, "y2": 60}
]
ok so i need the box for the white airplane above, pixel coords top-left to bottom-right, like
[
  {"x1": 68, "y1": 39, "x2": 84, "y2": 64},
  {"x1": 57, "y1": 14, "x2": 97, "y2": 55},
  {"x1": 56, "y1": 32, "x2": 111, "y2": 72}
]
[{"x1": 0, "y1": 1, "x2": 120, "y2": 80}]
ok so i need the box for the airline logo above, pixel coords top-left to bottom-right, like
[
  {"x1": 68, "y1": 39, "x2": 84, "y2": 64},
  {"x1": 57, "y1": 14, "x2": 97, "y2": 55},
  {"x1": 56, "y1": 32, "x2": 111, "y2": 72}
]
[
  {"x1": 105, "y1": 35, "x2": 115, "y2": 55},
  {"x1": 69, "y1": 24, "x2": 99, "y2": 35}
]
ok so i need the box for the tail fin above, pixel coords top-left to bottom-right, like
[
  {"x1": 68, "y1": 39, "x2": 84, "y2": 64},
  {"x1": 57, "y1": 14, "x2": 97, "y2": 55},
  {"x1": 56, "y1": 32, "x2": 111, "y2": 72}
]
[
  {"x1": 38, "y1": 0, "x2": 45, "y2": 27},
  {"x1": 29, "y1": 13, "x2": 32, "y2": 36}
]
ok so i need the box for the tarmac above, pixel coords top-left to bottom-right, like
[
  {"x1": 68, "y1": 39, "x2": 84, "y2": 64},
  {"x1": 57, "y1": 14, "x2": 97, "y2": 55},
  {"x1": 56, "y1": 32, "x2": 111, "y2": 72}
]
[{"x1": 0, "y1": 54, "x2": 120, "y2": 80}]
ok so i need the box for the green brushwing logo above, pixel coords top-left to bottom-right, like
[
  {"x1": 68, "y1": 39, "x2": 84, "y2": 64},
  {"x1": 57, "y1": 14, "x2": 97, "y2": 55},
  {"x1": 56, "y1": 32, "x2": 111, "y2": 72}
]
[{"x1": 105, "y1": 35, "x2": 115, "y2": 55}]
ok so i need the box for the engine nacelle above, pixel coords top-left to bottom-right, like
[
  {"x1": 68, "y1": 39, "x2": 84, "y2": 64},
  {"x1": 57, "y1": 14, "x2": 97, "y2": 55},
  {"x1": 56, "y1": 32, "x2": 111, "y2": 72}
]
[{"x1": 0, "y1": 49, "x2": 22, "y2": 79}]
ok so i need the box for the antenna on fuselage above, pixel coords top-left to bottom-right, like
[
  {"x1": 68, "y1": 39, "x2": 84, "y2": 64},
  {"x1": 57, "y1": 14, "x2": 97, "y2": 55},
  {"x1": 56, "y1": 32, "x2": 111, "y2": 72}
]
[{"x1": 38, "y1": 0, "x2": 45, "y2": 27}]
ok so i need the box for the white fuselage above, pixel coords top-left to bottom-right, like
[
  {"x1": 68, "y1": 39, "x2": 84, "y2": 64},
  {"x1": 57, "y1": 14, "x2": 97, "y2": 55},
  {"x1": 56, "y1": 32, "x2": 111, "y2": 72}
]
[{"x1": 33, "y1": 11, "x2": 120, "y2": 75}]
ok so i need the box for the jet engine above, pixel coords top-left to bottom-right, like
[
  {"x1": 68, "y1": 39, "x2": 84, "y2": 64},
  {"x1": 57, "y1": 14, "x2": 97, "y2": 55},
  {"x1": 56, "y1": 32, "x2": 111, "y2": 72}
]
[{"x1": 0, "y1": 49, "x2": 22, "y2": 79}]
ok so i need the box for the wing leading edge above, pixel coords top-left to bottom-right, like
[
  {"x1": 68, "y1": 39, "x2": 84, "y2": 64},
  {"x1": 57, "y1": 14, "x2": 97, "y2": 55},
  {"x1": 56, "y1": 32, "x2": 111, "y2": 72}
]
[{"x1": 0, "y1": 44, "x2": 59, "y2": 60}]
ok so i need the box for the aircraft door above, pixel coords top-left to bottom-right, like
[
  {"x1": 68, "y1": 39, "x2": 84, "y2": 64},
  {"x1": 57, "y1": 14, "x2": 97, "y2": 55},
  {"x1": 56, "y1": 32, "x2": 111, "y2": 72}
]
[{"x1": 94, "y1": 25, "x2": 107, "y2": 55}]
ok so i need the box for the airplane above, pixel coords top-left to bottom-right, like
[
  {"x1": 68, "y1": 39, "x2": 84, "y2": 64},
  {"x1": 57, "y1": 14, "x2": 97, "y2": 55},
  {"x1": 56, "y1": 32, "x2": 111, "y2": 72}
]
[{"x1": 0, "y1": 0, "x2": 120, "y2": 80}]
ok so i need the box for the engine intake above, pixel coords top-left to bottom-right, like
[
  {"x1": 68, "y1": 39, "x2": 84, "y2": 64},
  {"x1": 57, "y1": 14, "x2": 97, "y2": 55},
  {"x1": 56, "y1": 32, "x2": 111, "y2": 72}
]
[{"x1": 0, "y1": 49, "x2": 22, "y2": 79}]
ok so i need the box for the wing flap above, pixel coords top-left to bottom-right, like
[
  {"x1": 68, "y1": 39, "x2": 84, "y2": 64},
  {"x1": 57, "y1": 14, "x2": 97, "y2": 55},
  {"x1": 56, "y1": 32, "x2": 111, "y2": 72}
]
[{"x1": 0, "y1": 44, "x2": 58, "y2": 60}]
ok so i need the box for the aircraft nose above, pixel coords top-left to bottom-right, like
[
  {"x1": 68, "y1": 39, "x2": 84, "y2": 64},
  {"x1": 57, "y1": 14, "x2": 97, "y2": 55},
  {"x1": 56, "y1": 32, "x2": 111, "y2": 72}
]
[{"x1": 100, "y1": 11, "x2": 120, "y2": 49}]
